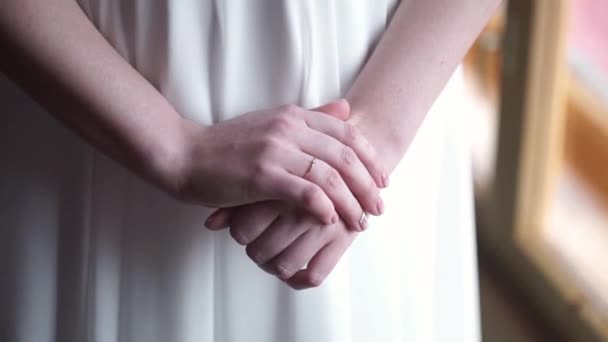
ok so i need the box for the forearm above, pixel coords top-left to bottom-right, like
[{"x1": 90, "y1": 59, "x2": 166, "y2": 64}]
[
  {"x1": 0, "y1": 0, "x2": 186, "y2": 192},
  {"x1": 346, "y1": 0, "x2": 501, "y2": 172}
]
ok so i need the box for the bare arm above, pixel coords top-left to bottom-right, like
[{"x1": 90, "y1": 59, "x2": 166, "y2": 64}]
[
  {"x1": 209, "y1": 0, "x2": 504, "y2": 289},
  {"x1": 347, "y1": 0, "x2": 502, "y2": 172},
  {"x1": 0, "y1": 0, "x2": 386, "y2": 226},
  {"x1": 0, "y1": 0, "x2": 186, "y2": 191}
]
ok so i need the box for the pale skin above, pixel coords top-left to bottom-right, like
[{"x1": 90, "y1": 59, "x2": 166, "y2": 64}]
[
  {"x1": 0, "y1": 0, "x2": 386, "y2": 231},
  {"x1": 208, "y1": 0, "x2": 502, "y2": 289},
  {"x1": 0, "y1": 0, "x2": 501, "y2": 290}
]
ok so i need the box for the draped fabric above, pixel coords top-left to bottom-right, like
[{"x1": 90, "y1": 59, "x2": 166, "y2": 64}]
[{"x1": 0, "y1": 1, "x2": 480, "y2": 341}]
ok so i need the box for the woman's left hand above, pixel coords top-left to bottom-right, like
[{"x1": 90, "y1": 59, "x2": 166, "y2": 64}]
[{"x1": 206, "y1": 203, "x2": 357, "y2": 289}]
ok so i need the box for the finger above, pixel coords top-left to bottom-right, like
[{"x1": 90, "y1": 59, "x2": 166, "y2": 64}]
[
  {"x1": 228, "y1": 200, "x2": 282, "y2": 245},
  {"x1": 263, "y1": 223, "x2": 336, "y2": 280},
  {"x1": 263, "y1": 167, "x2": 338, "y2": 225},
  {"x1": 301, "y1": 157, "x2": 370, "y2": 231},
  {"x1": 285, "y1": 230, "x2": 357, "y2": 290},
  {"x1": 299, "y1": 107, "x2": 388, "y2": 189},
  {"x1": 204, "y1": 208, "x2": 236, "y2": 230},
  {"x1": 294, "y1": 127, "x2": 383, "y2": 217},
  {"x1": 311, "y1": 98, "x2": 350, "y2": 121},
  {"x1": 281, "y1": 150, "x2": 370, "y2": 231},
  {"x1": 245, "y1": 211, "x2": 315, "y2": 267}
]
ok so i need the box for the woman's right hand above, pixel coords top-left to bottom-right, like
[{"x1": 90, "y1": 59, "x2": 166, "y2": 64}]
[
  {"x1": 172, "y1": 100, "x2": 387, "y2": 230},
  {"x1": 0, "y1": 1, "x2": 378, "y2": 231}
]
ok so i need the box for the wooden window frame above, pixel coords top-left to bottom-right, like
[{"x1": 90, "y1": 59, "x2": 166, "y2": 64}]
[{"x1": 476, "y1": 0, "x2": 608, "y2": 340}]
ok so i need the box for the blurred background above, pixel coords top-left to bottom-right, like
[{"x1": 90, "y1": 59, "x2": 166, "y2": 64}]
[{"x1": 464, "y1": 0, "x2": 608, "y2": 340}]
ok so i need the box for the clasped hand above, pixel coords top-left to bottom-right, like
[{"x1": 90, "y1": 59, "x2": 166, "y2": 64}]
[{"x1": 174, "y1": 99, "x2": 388, "y2": 289}]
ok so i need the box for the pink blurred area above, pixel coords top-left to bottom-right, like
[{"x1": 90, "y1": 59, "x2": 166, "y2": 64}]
[{"x1": 569, "y1": 0, "x2": 608, "y2": 75}]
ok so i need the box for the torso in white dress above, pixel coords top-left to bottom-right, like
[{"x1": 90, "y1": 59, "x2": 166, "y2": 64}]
[{"x1": 0, "y1": 1, "x2": 480, "y2": 341}]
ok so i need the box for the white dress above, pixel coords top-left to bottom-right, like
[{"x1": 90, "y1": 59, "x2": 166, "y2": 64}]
[{"x1": 0, "y1": 1, "x2": 480, "y2": 341}]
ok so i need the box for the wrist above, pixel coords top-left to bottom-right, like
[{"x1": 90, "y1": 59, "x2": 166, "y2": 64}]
[
  {"x1": 152, "y1": 116, "x2": 208, "y2": 199},
  {"x1": 349, "y1": 113, "x2": 404, "y2": 173}
]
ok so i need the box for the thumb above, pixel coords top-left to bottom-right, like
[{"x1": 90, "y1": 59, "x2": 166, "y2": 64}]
[{"x1": 311, "y1": 98, "x2": 351, "y2": 121}]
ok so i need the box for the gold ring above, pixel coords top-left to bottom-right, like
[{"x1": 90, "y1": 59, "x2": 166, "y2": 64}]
[{"x1": 304, "y1": 157, "x2": 318, "y2": 178}]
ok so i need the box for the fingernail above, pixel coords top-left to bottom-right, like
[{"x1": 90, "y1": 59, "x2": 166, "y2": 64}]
[
  {"x1": 376, "y1": 197, "x2": 384, "y2": 215},
  {"x1": 359, "y1": 212, "x2": 368, "y2": 231},
  {"x1": 382, "y1": 173, "x2": 390, "y2": 188},
  {"x1": 331, "y1": 213, "x2": 339, "y2": 224}
]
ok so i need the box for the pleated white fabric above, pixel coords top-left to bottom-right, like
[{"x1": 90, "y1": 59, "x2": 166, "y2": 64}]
[{"x1": 0, "y1": 1, "x2": 480, "y2": 341}]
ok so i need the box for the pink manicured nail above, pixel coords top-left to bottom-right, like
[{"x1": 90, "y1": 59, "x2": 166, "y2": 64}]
[
  {"x1": 359, "y1": 212, "x2": 368, "y2": 231},
  {"x1": 376, "y1": 197, "x2": 384, "y2": 215}
]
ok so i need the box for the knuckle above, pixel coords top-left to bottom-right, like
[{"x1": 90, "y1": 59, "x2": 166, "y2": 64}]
[
  {"x1": 245, "y1": 244, "x2": 265, "y2": 264},
  {"x1": 301, "y1": 186, "x2": 323, "y2": 208},
  {"x1": 229, "y1": 228, "x2": 249, "y2": 245},
  {"x1": 317, "y1": 223, "x2": 339, "y2": 239},
  {"x1": 325, "y1": 168, "x2": 342, "y2": 189},
  {"x1": 363, "y1": 137, "x2": 375, "y2": 155},
  {"x1": 273, "y1": 262, "x2": 295, "y2": 280},
  {"x1": 251, "y1": 161, "x2": 273, "y2": 185},
  {"x1": 255, "y1": 138, "x2": 282, "y2": 167},
  {"x1": 341, "y1": 146, "x2": 357, "y2": 166},
  {"x1": 343, "y1": 123, "x2": 360, "y2": 144},
  {"x1": 259, "y1": 135, "x2": 281, "y2": 153},
  {"x1": 269, "y1": 115, "x2": 295, "y2": 135}
]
